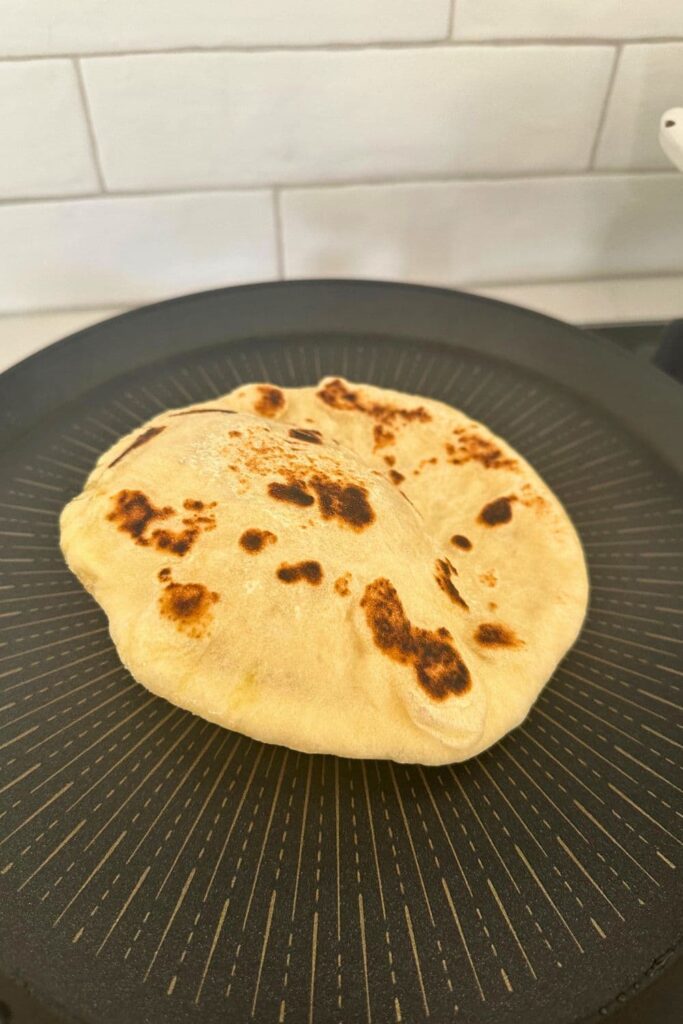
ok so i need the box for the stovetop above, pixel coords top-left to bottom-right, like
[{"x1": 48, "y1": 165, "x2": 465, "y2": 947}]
[{"x1": 589, "y1": 321, "x2": 665, "y2": 359}]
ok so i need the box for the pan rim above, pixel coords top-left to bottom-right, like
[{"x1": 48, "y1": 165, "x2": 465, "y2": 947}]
[{"x1": 1, "y1": 279, "x2": 681, "y2": 475}]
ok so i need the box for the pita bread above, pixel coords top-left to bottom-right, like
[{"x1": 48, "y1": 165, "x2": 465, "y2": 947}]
[{"x1": 60, "y1": 378, "x2": 588, "y2": 765}]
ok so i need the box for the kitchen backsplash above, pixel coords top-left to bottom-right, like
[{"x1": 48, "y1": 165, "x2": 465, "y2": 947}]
[{"x1": 1, "y1": 1, "x2": 682, "y2": 314}]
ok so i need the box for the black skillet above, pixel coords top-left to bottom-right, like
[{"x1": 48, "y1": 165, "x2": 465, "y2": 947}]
[{"x1": 0, "y1": 280, "x2": 681, "y2": 1024}]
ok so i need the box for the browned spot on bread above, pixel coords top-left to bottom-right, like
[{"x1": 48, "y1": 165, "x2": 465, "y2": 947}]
[
  {"x1": 309, "y1": 477, "x2": 375, "y2": 530},
  {"x1": 474, "y1": 622, "x2": 522, "y2": 648},
  {"x1": 334, "y1": 573, "x2": 351, "y2": 596},
  {"x1": 361, "y1": 578, "x2": 471, "y2": 700},
  {"x1": 108, "y1": 426, "x2": 165, "y2": 468},
  {"x1": 388, "y1": 469, "x2": 405, "y2": 486},
  {"x1": 108, "y1": 490, "x2": 173, "y2": 542},
  {"x1": 316, "y1": 378, "x2": 361, "y2": 410},
  {"x1": 152, "y1": 528, "x2": 198, "y2": 556},
  {"x1": 229, "y1": 430, "x2": 242, "y2": 438},
  {"x1": 480, "y1": 570, "x2": 498, "y2": 588},
  {"x1": 240, "y1": 528, "x2": 277, "y2": 553},
  {"x1": 159, "y1": 578, "x2": 219, "y2": 637},
  {"x1": 289, "y1": 428, "x2": 322, "y2": 444},
  {"x1": 373, "y1": 424, "x2": 396, "y2": 450},
  {"x1": 171, "y1": 408, "x2": 235, "y2": 416},
  {"x1": 158, "y1": 567, "x2": 171, "y2": 581},
  {"x1": 267, "y1": 473, "x2": 374, "y2": 530},
  {"x1": 435, "y1": 558, "x2": 469, "y2": 610},
  {"x1": 383, "y1": 455, "x2": 396, "y2": 467},
  {"x1": 268, "y1": 481, "x2": 315, "y2": 507},
  {"x1": 478, "y1": 495, "x2": 516, "y2": 526},
  {"x1": 254, "y1": 385, "x2": 285, "y2": 418},
  {"x1": 277, "y1": 560, "x2": 323, "y2": 584},
  {"x1": 152, "y1": 501, "x2": 216, "y2": 556},
  {"x1": 446, "y1": 431, "x2": 517, "y2": 470},
  {"x1": 107, "y1": 490, "x2": 215, "y2": 555},
  {"x1": 488, "y1": 601, "x2": 498, "y2": 612},
  {"x1": 317, "y1": 379, "x2": 432, "y2": 427},
  {"x1": 451, "y1": 534, "x2": 472, "y2": 551},
  {"x1": 413, "y1": 456, "x2": 438, "y2": 476},
  {"x1": 519, "y1": 483, "x2": 549, "y2": 513}
]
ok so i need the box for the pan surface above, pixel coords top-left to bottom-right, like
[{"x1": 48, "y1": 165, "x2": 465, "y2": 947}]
[{"x1": 0, "y1": 280, "x2": 681, "y2": 1024}]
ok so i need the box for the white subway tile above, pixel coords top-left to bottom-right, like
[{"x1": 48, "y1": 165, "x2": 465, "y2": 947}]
[
  {"x1": 81, "y1": 47, "x2": 613, "y2": 191},
  {"x1": 281, "y1": 175, "x2": 683, "y2": 285},
  {"x1": 595, "y1": 44, "x2": 683, "y2": 170},
  {"x1": 0, "y1": 60, "x2": 98, "y2": 199},
  {"x1": 0, "y1": 1, "x2": 450, "y2": 55},
  {"x1": 453, "y1": 1, "x2": 683, "y2": 40},
  {"x1": 0, "y1": 192, "x2": 277, "y2": 313}
]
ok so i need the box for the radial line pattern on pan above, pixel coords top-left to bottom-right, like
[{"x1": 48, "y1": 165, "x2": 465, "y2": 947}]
[{"x1": 0, "y1": 337, "x2": 680, "y2": 1023}]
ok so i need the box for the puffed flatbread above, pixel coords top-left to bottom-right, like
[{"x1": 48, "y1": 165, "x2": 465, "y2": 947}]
[{"x1": 60, "y1": 378, "x2": 588, "y2": 764}]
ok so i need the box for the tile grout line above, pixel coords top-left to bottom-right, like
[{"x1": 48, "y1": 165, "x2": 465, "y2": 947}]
[
  {"x1": 272, "y1": 188, "x2": 286, "y2": 280},
  {"x1": 588, "y1": 44, "x2": 623, "y2": 169},
  {"x1": 72, "y1": 58, "x2": 107, "y2": 192},
  {"x1": 0, "y1": 305, "x2": 133, "y2": 320},
  {"x1": 1, "y1": 37, "x2": 683, "y2": 61},
  {"x1": 468, "y1": 269, "x2": 683, "y2": 289},
  {"x1": 0, "y1": 168, "x2": 676, "y2": 209},
  {"x1": 447, "y1": 0, "x2": 457, "y2": 39}
]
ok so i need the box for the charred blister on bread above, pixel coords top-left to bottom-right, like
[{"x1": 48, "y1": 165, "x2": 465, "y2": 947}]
[
  {"x1": 451, "y1": 534, "x2": 472, "y2": 551},
  {"x1": 239, "y1": 529, "x2": 277, "y2": 553},
  {"x1": 373, "y1": 424, "x2": 396, "y2": 450},
  {"x1": 254, "y1": 385, "x2": 286, "y2": 417},
  {"x1": 435, "y1": 558, "x2": 469, "y2": 610},
  {"x1": 310, "y1": 477, "x2": 374, "y2": 529},
  {"x1": 268, "y1": 474, "x2": 375, "y2": 530},
  {"x1": 268, "y1": 481, "x2": 315, "y2": 507},
  {"x1": 474, "y1": 622, "x2": 522, "y2": 648},
  {"x1": 277, "y1": 561, "x2": 323, "y2": 584},
  {"x1": 107, "y1": 490, "x2": 216, "y2": 555},
  {"x1": 445, "y1": 428, "x2": 518, "y2": 470},
  {"x1": 361, "y1": 578, "x2": 471, "y2": 700},
  {"x1": 478, "y1": 495, "x2": 517, "y2": 526},
  {"x1": 334, "y1": 573, "x2": 352, "y2": 597},
  {"x1": 158, "y1": 573, "x2": 219, "y2": 637},
  {"x1": 317, "y1": 378, "x2": 430, "y2": 425},
  {"x1": 412, "y1": 456, "x2": 438, "y2": 476},
  {"x1": 107, "y1": 490, "x2": 173, "y2": 541}
]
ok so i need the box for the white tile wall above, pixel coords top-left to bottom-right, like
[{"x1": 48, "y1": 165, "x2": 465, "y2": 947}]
[
  {"x1": 1, "y1": 6, "x2": 682, "y2": 320},
  {"x1": 0, "y1": 1, "x2": 451, "y2": 55},
  {"x1": 453, "y1": 1, "x2": 683, "y2": 40},
  {"x1": 82, "y1": 47, "x2": 614, "y2": 191},
  {"x1": 596, "y1": 44, "x2": 683, "y2": 170},
  {"x1": 281, "y1": 175, "x2": 683, "y2": 285},
  {"x1": 0, "y1": 60, "x2": 98, "y2": 198},
  {"x1": 0, "y1": 192, "x2": 277, "y2": 313}
]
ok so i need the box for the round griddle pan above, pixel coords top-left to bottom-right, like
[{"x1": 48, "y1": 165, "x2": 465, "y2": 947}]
[{"x1": 0, "y1": 280, "x2": 681, "y2": 1024}]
